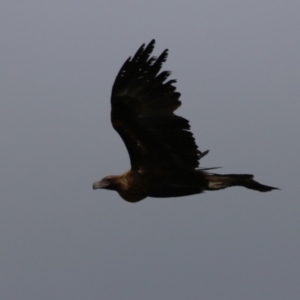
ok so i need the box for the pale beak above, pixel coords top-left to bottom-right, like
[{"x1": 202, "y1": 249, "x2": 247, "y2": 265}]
[{"x1": 93, "y1": 180, "x2": 108, "y2": 190}]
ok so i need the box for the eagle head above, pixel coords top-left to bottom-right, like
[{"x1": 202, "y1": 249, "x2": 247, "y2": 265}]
[{"x1": 93, "y1": 176, "x2": 117, "y2": 190}]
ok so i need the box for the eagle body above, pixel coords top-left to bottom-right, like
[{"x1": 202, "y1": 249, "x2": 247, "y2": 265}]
[
  {"x1": 93, "y1": 169, "x2": 207, "y2": 203},
  {"x1": 93, "y1": 40, "x2": 278, "y2": 202}
]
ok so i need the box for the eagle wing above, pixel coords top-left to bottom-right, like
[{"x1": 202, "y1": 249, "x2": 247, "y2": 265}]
[{"x1": 111, "y1": 40, "x2": 208, "y2": 171}]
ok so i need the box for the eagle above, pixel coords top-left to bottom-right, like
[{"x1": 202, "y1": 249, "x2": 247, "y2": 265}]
[{"x1": 93, "y1": 40, "x2": 278, "y2": 202}]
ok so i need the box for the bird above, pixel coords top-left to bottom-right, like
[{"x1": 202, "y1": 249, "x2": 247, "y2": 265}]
[{"x1": 93, "y1": 40, "x2": 278, "y2": 202}]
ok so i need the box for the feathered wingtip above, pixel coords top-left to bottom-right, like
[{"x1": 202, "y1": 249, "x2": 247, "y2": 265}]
[{"x1": 113, "y1": 39, "x2": 171, "y2": 93}]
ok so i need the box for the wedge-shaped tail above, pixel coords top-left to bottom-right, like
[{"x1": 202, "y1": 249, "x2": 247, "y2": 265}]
[{"x1": 205, "y1": 174, "x2": 279, "y2": 192}]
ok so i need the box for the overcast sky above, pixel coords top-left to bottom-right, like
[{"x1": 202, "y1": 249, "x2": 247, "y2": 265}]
[{"x1": 1, "y1": 1, "x2": 299, "y2": 300}]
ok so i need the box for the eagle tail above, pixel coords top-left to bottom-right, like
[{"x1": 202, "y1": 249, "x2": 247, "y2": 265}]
[{"x1": 205, "y1": 174, "x2": 279, "y2": 192}]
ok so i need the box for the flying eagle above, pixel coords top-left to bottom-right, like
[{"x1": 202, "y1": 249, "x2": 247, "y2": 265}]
[{"x1": 93, "y1": 40, "x2": 278, "y2": 202}]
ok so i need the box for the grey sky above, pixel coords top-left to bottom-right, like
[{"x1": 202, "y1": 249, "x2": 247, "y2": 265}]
[{"x1": 1, "y1": 1, "x2": 299, "y2": 299}]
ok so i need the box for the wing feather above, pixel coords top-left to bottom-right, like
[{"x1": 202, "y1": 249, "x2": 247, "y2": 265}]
[{"x1": 111, "y1": 40, "x2": 208, "y2": 170}]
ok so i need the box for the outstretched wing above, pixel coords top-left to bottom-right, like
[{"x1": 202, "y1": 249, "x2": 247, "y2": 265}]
[{"x1": 111, "y1": 40, "x2": 208, "y2": 171}]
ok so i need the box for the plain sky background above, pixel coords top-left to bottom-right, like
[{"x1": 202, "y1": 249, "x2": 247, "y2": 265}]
[{"x1": 1, "y1": 1, "x2": 299, "y2": 299}]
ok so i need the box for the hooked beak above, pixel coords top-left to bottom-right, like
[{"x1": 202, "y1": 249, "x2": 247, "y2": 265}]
[{"x1": 93, "y1": 180, "x2": 108, "y2": 190}]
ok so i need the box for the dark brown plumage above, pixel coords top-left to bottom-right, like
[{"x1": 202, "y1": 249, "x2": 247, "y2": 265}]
[{"x1": 93, "y1": 40, "x2": 278, "y2": 202}]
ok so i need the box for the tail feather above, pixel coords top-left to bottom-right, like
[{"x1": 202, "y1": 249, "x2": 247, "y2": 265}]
[{"x1": 205, "y1": 174, "x2": 279, "y2": 192}]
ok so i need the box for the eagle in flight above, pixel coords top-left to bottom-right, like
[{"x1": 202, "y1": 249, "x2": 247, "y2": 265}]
[{"x1": 93, "y1": 40, "x2": 278, "y2": 202}]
